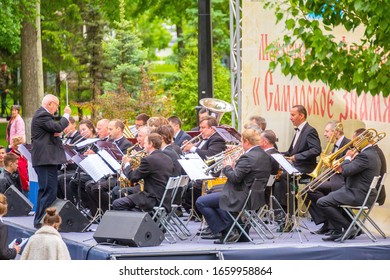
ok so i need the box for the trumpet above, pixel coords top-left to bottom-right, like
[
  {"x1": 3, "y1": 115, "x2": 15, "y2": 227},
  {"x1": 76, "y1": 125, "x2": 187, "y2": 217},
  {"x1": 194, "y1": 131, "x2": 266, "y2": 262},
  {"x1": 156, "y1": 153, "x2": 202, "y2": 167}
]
[
  {"x1": 181, "y1": 134, "x2": 202, "y2": 149},
  {"x1": 203, "y1": 146, "x2": 243, "y2": 175}
]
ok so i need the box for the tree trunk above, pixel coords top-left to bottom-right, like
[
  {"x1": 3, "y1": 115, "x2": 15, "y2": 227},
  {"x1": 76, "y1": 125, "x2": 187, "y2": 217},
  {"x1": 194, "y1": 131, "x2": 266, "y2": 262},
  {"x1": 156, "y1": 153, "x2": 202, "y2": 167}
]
[{"x1": 21, "y1": 1, "x2": 44, "y2": 143}]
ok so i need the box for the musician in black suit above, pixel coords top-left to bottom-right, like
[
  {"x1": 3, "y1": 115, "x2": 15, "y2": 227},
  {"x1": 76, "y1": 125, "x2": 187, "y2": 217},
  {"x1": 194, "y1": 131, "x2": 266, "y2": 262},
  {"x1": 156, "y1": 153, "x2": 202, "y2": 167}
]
[
  {"x1": 84, "y1": 119, "x2": 132, "y2": 216},
  {"x1": 307, "y1": 121, "x2": 351, "y2": 234},
  {"x1": 259, "y1": 130, "x2": 280, "y2": 205},
  {"x1": 168, "y1": 116, "x2": 191, "y2": 147},
  {"x1": 112, "y1": 133, "x2": 175, "y2": 212},
  {"x1": 31, "y1": 94, "x2": 71, "y2": 228},
  {"x1": 181, "y1": 116, "x2": 226, "y2": 215},
  {"x1": 317, "y1": 137, "x2": 381, "y2": 241},
  {"x1": 277, "y1": 105, "x2": 321, "y2": 216},
  {"x1": 196, "y1": 128, "x2": 272, "y2": 243}
]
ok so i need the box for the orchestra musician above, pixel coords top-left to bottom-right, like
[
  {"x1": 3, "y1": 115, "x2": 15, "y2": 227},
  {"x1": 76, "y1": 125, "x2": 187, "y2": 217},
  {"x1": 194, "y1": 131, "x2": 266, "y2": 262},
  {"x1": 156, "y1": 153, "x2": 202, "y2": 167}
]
[
  {"x1": 84, "y1": 119, "x2": 132, "y2": 216},
  {"x1": 112, "y1": 133, "x2": 175, "y2": 212},
  {"x1": 307, "y1": 120, "x2": 350, "y2": 235},
  {"x1": 168, "y1": 115, "x2": 191, "y2": 147},
  {"x1": 181, "y1": 116, "x2": 226, "y2": 217},
  {"x1": 277, "y1": 105, "x2": 321, "y2": 220},
  {"x1": 249, "y1": 115, "x2": 267, "y2": 131},
  {"x1": 95, "y1": 119, "x2": 110, "y2": 141},
  {"x1": 317, "y1": 129, "x2": 382, "y2": 242},
  {"x1": 196, "y1": 128, "x2": 272, "y2": 243},
  {"x1": 62, "y1": 116, "x2": 82, "y2": 145},
  {"x1": 191, "y1": 107, "x2": 208, "y2": 131}
]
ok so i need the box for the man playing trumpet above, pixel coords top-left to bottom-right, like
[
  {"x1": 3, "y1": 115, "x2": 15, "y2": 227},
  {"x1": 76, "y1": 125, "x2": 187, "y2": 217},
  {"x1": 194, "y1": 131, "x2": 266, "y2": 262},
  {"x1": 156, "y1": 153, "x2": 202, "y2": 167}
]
[{"x1": 196, "y1": 128, "x2": 272, "y2": 243}]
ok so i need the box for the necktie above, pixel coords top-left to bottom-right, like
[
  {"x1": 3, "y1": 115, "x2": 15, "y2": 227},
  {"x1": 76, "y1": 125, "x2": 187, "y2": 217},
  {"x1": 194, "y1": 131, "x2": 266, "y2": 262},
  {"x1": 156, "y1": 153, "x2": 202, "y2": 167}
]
[{"x1": 332, "y1": 144, "x2": 338, "y2": 153}]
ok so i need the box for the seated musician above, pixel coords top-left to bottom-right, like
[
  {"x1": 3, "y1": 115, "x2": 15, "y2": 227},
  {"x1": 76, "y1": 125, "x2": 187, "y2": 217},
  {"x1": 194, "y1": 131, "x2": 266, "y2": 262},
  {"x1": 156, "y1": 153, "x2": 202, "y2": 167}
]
[
  {"x1": 306, "y1": 121, "x2": 350, "y2": 235},
  {"x1": 110, "y1": 125, "x2": 151, "y2": 201},
  {"x1": 181, "y1": 116, "x2": 226, "y2": 217},
  {"x1": 112, "y1": 133, "x2": 175, "y2": 212},
  {"x1": 84, "y1": 119, "x2": 132, "y2": 216},
  {"x1": 317, "y1": 128, "x2": 382, "y2": 241},
  {"x1": 258, "y1": 130, "x2": 280, "y2": 205},
  {"x1": 168, "y1": 116, "x2": 191, "y2": 147},
  {"x1": 66, "y1": 119, "x2": 97, "y2": 207},
  {"x1": 190, "y1": 108, "x2": 208, "y2": 131},
  {"x1": 195, "y1": 128, "x2": 272, "y2": 243},
  {"x1": 95, "y1": 119, "x2": 110, "y2": 141}
]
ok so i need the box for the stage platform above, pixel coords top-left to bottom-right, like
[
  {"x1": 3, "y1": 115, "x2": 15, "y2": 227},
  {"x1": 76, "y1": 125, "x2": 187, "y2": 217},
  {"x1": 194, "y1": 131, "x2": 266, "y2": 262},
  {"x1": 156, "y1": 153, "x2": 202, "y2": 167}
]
[
  {"x1": 3, "y1": 211, "x2": 390, "y2": 260},
  {"x1": 4, "y1": 213, "x2": 390, "y2": 260}
]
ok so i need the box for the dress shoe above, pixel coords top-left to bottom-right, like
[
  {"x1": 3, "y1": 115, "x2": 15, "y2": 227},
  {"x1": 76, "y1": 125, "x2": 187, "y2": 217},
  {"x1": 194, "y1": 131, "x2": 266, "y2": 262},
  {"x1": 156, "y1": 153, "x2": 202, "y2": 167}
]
[
  {"x1": 196, "y1": 227, "x2": 212, "y2": 236},
  {"x1": 325, "y1": 229, "x2": 337, "y2": 236},
  {"x1": 334, "y1": 227, "x2": 360, "y2": 242},
  {"x1": 201, "y1": 232, "x2": 222, "y2": 240},
  {"x1": 311, "y1": 224, "x2": 329, "y2": 235},
  {"x1": 214, "y1": 229, "x2": 240, "y2": 244},
  {"x1": 322, "y1": 230, "x2": 343, "y2": 241}
]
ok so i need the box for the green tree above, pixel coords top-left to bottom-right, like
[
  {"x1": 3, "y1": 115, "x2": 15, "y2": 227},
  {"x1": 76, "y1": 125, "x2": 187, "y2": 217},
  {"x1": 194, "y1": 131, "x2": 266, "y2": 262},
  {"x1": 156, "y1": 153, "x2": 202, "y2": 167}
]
[{"x1": 263, "y1": 0, "x2": 390, "y2": 96}]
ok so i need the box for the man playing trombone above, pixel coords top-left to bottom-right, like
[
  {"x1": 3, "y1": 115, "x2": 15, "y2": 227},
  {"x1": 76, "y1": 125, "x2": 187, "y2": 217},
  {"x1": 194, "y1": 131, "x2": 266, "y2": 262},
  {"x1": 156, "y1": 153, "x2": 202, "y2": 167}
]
[{"x1": 196, "y1": 128, "x2": 272, "y2": 243}]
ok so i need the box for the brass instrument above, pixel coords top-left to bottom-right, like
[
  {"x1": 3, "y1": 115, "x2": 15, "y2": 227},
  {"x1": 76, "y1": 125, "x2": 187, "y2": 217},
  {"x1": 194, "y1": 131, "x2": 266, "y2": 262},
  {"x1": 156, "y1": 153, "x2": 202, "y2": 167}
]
[
  {"x1": 119, "y1": 144, "x2": 147, "y2": 191},
  {"x1": 123, "y1": 120, "x2": 137, "y2": 138},
  {"x1": 203, "y1": 146, "x2": 243, "y2": 175},
  {"x1": 308, "y1": 122, "x2": 343, "y2": 179},
  {"x1": 297, "y1": 128, "x2": 386, "y2": 200},
  {"x1": 181, "y1": 134, "x2": 202, "y2": 150},
  {"x1": 199, "y1": 98, "x2": 234, "y2": 124}
]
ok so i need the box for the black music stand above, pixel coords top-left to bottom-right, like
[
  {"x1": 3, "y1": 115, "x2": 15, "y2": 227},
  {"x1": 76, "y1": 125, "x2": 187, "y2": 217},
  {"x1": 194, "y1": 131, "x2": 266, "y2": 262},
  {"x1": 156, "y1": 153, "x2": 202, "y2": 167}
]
[
  {"x1": 271, "y1": 153, "x2": 309, "y2": 243},
  {"x1": 62, "y1": 144, "x2": 78, "y2": 201},
  {"x1": 214, "y1": 126, "x2": 241, "y2": 145}
]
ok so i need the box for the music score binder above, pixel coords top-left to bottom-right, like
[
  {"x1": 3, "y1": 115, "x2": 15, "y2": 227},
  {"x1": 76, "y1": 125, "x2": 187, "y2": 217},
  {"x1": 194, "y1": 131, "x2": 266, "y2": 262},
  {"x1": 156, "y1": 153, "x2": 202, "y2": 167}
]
[
  {"x1": 178, "y1": 153, "x2": 214, "y2": 180},
  {"x1": 72, "y1": 154, "x2": 114, "y2": 183},
  {"x1": 271, "y1": 153, "x2": 301, "y2": 175},
  {"x1": 94, "y1": 140, "x2": 123, "y2": 161}
]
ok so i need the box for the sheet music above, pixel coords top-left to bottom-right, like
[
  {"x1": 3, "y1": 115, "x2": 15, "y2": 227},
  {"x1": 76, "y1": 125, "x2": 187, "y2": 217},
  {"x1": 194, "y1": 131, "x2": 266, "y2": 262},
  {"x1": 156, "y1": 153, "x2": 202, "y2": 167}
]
[
  {"x1": 63, "y1": 144, "x2": 77, "y2": 162},
  {"x1": 73, "y1": 154, "x2": 113, "y2": 182},
  {"x1": 271, "y1": 153, "x2": 301, "y2": 175},
  {"x1": 75, "y1": 138, "x2": 99, "y2": 149},
  {"x1": 94, "y1": 141, "x2": 123, "y2": 160},
  {"x1": 178, "y1": 158, "x2": 214, "y2": 180},
  {"x1": 98, "y1": 149, "x2": 121, "y2": 172}
]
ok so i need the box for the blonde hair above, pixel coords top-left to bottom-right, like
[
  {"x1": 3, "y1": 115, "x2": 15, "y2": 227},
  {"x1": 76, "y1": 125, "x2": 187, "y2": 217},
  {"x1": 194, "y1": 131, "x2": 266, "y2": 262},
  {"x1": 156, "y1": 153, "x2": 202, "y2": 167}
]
[
  {"x1": 0, "y1": 193, "x2": 8, "y2": 216},
  {"x1": 241, "y1": 128, "x2": 261, "y2": 146}
]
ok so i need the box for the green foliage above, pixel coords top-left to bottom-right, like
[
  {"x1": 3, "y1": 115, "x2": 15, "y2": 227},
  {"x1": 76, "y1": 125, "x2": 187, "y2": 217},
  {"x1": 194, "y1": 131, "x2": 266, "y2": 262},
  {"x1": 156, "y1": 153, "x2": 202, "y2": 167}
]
[
  {"x1": 263, "y1": 0, "x2": 390, "y2": 96},
  {"x1": 169, "y1": 51, "x2": 231, "y2": 131}
]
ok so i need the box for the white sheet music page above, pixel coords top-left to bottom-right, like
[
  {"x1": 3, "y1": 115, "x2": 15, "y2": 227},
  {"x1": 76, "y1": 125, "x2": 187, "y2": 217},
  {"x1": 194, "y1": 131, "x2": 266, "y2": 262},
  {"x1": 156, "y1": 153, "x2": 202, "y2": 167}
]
[
  {"x1": 271, "y1": 153, "x2": 301, "y2": 175},
  {"x1": 79, "y1": 154, "x2": 113, "y2": 182},
  {"x1": 75, "y1": 138, "x2": 99, "y2": 149},
  {"x1": 178, "y1": 157, "x2": 214, "y2": 180},
  {"x1": 98, "y1": 149, "x2": 121, "y2": 172}
]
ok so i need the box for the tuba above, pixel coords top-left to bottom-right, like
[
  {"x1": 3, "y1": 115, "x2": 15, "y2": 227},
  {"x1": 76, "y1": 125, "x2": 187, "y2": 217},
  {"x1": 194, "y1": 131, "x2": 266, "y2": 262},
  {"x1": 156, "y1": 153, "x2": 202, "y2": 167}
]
[{"x1": 199, "y1": 98, "x2": 234, "y2": 124}]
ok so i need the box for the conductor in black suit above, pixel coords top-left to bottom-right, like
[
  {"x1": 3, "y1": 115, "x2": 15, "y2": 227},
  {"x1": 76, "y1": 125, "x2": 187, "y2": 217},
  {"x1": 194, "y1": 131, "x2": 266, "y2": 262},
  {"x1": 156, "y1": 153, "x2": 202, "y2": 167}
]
[
  {"x1": 278, "y1": 105, "x2": 321, "y2": 216},
  {"x1": 112, "y1": 133, "x2": 174, "y2": 212},
  {"x1": 31, "y1": 94, "x2": 71, "y2": 228}
]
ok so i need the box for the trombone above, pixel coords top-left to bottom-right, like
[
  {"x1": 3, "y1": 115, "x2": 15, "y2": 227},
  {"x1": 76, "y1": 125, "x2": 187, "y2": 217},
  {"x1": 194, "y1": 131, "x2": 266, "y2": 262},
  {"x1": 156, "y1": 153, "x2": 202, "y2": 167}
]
[{"x1": 297, "y1": 128, "x2": 386, "y2": 200}]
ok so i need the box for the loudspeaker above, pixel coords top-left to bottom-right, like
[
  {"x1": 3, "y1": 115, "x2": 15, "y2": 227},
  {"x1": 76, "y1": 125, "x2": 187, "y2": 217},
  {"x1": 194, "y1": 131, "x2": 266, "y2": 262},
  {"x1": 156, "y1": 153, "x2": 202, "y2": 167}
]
[
  {"x1": 46, "y1": 199, "x2": 90, "y2": 232},
  {"x1": 93, "y1": 211, "x2": 164, "y2": 247},
  {"x1": 5, "y1": 185, "x2": 33, "y2": 216}
]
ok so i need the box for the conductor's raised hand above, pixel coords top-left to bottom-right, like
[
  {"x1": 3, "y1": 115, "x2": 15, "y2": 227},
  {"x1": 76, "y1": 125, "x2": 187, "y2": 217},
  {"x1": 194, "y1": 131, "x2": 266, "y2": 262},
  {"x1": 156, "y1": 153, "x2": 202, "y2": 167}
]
[{"x1": 64, "y1": 105, "x2": 71, "y2": 115}]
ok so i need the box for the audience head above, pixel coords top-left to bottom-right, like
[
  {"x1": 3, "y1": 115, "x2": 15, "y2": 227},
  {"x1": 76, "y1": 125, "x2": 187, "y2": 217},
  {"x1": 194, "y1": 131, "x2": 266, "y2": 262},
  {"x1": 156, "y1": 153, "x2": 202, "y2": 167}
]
[
  {"x1": 0, "y1": 193, "x2": 8, "y2": 217},
  {"x1": 0, "y1": 145, "x2": 6, "y2": 166},
  {"x1": 42, "y1": 207, "x2": 62, "y2": 230},
  {"x1": 11, "y1": 105, "x2": 21, "y2": 118},
  {"x1": 4, "y1": 153, "x2": 19, "y2": 173}
]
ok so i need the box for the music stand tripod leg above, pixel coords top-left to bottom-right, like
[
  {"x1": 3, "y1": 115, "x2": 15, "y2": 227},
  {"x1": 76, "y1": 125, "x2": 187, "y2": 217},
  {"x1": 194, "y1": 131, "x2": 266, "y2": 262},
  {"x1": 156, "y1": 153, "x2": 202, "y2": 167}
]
[
  {"x1": 83, "y1": 180, "x2": 104, "y2": 231},
  {"x1": 185, "y1": 181, "x2": 201, "y2": 225}
]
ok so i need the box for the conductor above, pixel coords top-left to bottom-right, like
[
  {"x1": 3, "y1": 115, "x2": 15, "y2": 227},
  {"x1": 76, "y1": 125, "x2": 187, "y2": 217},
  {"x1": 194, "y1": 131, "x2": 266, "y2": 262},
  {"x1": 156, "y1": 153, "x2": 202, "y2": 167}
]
[{"x1": 31, "y1": 94, "x2": 71, "y2": 229}]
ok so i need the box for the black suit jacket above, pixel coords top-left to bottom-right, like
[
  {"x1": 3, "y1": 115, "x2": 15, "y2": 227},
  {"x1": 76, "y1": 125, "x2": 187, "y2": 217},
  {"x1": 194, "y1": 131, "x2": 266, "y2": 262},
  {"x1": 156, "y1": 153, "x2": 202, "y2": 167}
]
[
  {"x1": 332, "y1": 146, "x2": 381, "y2": 206},
  {"x1": 374, "y1": 145, "x2": 387, "y2": 205},
  {"x1": 124, "y1": 150, "x2": 174, "y2": 212},
  {"x1": 194, "y1": 133, "x2": 226, "y2": 160},
  {"x1": 174, "y1": 130, "x2": 191, "y2": 147},
  {"x1": 0, "y1": 220, "x2": 17, "y2": 260},
  {"x1": 284, "y1": 122, "x2": 321, "y2": 174},
  {"x1": 219, "y1": 146, "x2": 272, "y2": 212},
  {"x1": 31, "y1": 107, "x2": 69, "y2": 167},
  {"x1": 264, "y1": 147, "x2": 280, "y2": 176},
  {"x1": 112, "y1": 136, "x2": 133, "y2": 154},
  {"x1": 163, "y1": 145, "x2": 185, "y2": 176}
]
